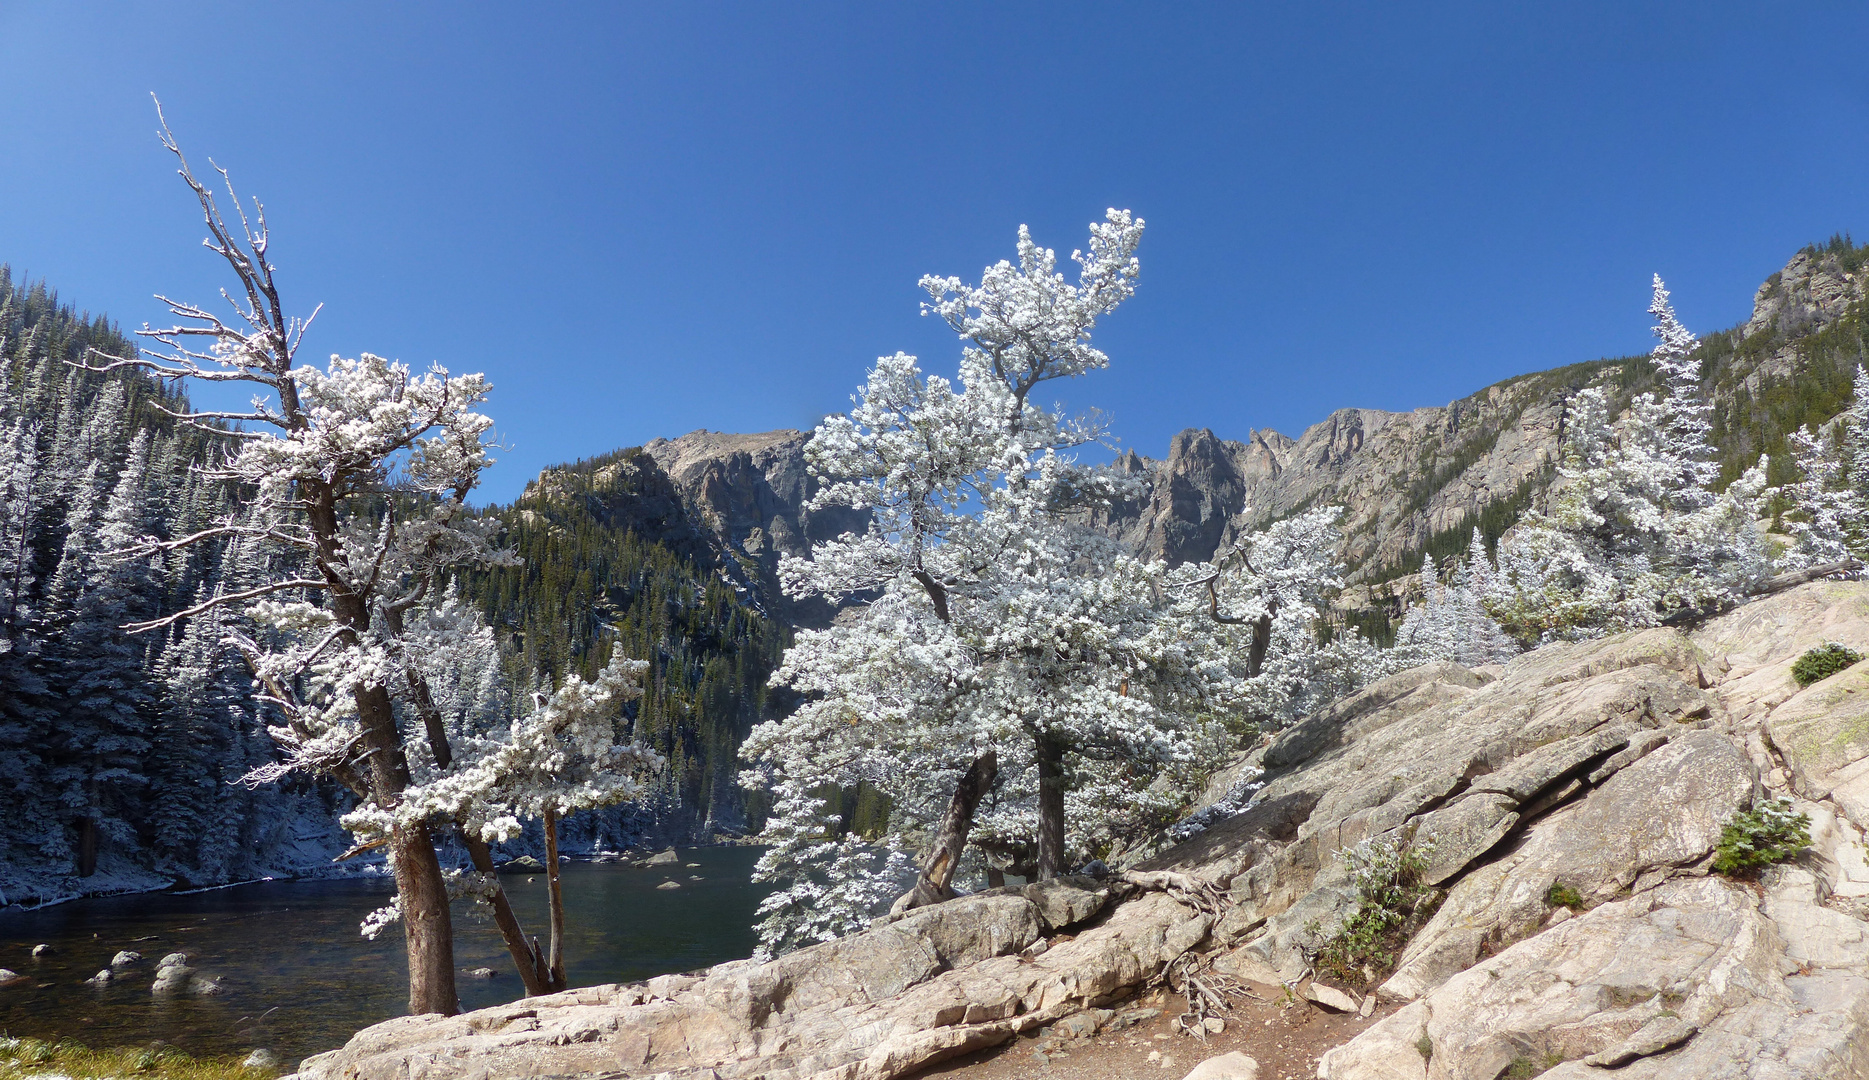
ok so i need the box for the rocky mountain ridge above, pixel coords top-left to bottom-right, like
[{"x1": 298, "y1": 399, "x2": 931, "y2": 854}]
[{"x1": 579, "y1": 243, "x2": 1869, "y2": 621}]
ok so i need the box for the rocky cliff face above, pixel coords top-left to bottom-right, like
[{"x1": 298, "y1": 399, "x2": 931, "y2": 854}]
[
  {"x1": 520, "y1": 429, "x2": 868, "y2": 627},
  {"x1": 1100, "y1": 243, "x2": 1869, "y2": 592}
]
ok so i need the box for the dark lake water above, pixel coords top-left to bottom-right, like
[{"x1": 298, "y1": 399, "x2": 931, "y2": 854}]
[{"x1": 0, "y1": 847, "x2": 770, "y2": 1065}]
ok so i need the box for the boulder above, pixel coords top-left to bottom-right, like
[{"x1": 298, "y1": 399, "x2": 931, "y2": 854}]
[
  {"x1": 30, "y1": 943, "x2": 50, "y2": 957},
  {"x1": 152, "y1": 963, "x2": 192, "y2": 993},
  {"x1": 1021, "y1": 875, "x2": 1113, "y2": 932},
  {"x1": 500, "y1": 855, "x2": 544, "y2": 872},
  {"x1": 1383, "y1": 730, "x2": 1755, "y2": 1000},
  {"x1": 295, "y1": 891, "x2": 1196, "y2": 1080},
  {"x1": 0, "y1": 968, "x2": 21, "y2": 985},
  {"x1": 1181, "y1": 1051, "x2": 1258, "y2": 1080},
  {"x1": 243, "y1": 1049, "x2": 283, "y2": 1070},
  {"x1": 82, "y1": 968, "x2": 111, "y2": 987},
  {"x1": 1764, "y1": 658, "x2": 1869, "y2": 830},
  {"x1": 1321, "y1": 877, "x2": 1869, "y2": 1080},
  {"x1": 157, "y1": 952, "x2": 188, "y2": 969},
  {"x1": 110, "y1": 950, "x2": 142, "y2": 968},
  {"x1": 643, "y1": 848, "x2": 681, "y2": 866},
  {"x1": 655, "y1": 880, "x2": 681, "y2": 890}
]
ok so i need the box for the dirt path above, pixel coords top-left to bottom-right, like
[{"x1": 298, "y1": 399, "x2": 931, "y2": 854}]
[{"x1": 918, "y1": 982, "x2": 1393, "y2": 1080}]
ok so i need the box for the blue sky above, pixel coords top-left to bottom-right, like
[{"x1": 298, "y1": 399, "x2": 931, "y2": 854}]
[{"x1": 2, "y1": 3, "x2": 1866, "y2": 503}]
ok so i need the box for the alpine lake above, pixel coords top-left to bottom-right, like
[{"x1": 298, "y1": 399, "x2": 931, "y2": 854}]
[{"x1": 0, "y1": 847, "x2": 771, "y2": 1065}]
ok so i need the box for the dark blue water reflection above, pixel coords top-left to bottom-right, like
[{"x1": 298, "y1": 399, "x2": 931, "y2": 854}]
[{"x1": 0, "y1": 847, "x2": 769, "y2": 1064}]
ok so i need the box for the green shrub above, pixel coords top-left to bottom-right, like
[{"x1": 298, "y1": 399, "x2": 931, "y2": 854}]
[
  {"x1": 1312, "y1": 834, "x2": 1442, "y2": 988},
  {"x1": 1545, "y1": 881, "x2": 1584, "y2": 910},
  {"x1": 1712, "y1": 798, "x2": 1812, "y2": 877},
  {"x1": 1790, "y1": 642, "x2": 1863, "y2": 687}
]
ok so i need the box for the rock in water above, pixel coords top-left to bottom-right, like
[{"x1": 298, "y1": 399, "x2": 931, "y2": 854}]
[
  {"x1": 109, "y1": 950, "x2": 141, "y2": 968},
  {"x1": 0, "y1": 968, "x2": 21, "y2": 985},
  {"x1": 462, "y1": 967, "x2": 498, "y2": 979},
  {"x1": 1182, "y1": 1052, "x2": 1258, "y2": 1080},
  {"x1": 30, "y1": 944, "x2": 51, "y2": 958},
  {"x1": 656, "y1": 880, "x2": 682, "y2": 890},
  {"x1": 82, "y1": 968, "x2": 111, "y2": 987},
  {"x1": 501, "y1": 855, "x2": 544, "y2": 872},
  {"x1": 151, "y1": 963, "x2": 192, "y2": 993},
  {"x1": 643, "y1": 848, "x2": 680, "y2": 866},
  {"x1": 243, "y1": 1049, "x2": 282, "y2": 1070},
  {"x1": 191, "y1": 975, "x2": 224, "y2": 996},
  {"x1": 156, "y1": 952, "x2": 189, "y2": 970}
]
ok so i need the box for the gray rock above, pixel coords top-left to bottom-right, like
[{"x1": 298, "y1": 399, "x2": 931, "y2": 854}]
[
  {"x1": 461, "y1": 967, "x2": 497, "y2": 979},
  {"x1": 1321, "y1": 878, "x2": 1867, "y2": 1080},
  {"x1": 83, "y1": 968, "x2": 111, "y2": 987},
  {"x1": 110, "y1": 950, "x2": 142, "y2": 968},
  {"x1": 152, "y1": 963, "x2": 192, "y2": 993},
  {"x1": 1180, "y1": 1051, "x2": 1258, "y2": 1080},
  {"x1": 243, "y1": 1049, "x2": 283, "y2": 1070},
  {"x1": 1021, "y1": 875, "x2": 1112, "y2": 932},
  {"x1": 655, "y1": 880, "x2": 681, "y2": 890},
  {"x1": 191, "y1": 974, "x2": 224, "y2": 996},
  {"x1": 643, "y1": 848, "x2": 681, "y2": 866},
  {"x1": 1765, "y1": 657, "x2": 1869, "y2": 831},
  {"x1": 0, "y1": 968, "x2": 21, "y2": 984},
  {"x1": 156, "y1": 952, "x2": 189, "y2": 970},
  {"x1": 501, "y1": 855, "x2": 544, "y2": 872},
  {"x1": 30, "y1": 943, "x2": 50, "y2": 957},
  {"x1": 1304, "y1": 981, "x2": 1359, "y2": 1013},
  {"x1": 1384, "y1": 730, "x2": 1755, "y2": 1000}
]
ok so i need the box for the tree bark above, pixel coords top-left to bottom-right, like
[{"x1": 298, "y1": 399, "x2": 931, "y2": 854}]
[
  {"x1": 389, "y1": 822, "x2": 458, "y2": 1015},
  {"x1": 464, "y1": 836, "x2": 550, "y2": 996},
  {"x1": 352, "y1": 672, "x2": 458, "y2": 1016},
  {"x1": 1035, "y1": 736, "x2": 1067, "y2": 881},
  {"x1": 543, "y1": 808, "x2": 567, "y2": 992},
  {"x1": 896, "y1": 751, "x2": 997, "y2": 912},
  {"x1": 1245, "y1": 612, "x2": 1274, "y2": 679}
]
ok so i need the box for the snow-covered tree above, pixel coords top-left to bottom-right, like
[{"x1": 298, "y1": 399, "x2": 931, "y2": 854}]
[
  {"x1": 1392, "y1": 534, "x2": 1518, "y2": 667},
  {"x1": 742, "y1": 211, "x2": 1236, "y2": 955},
  {"x1": 1487, "y1": 277, "x2": 1772, "y2": 641},
  {"x1": 1783, "y1": 364, "x2": 1869, "y2": 569},
  {"x1": 74, "y1": 109, "x2": 655, "y2": 1011}
]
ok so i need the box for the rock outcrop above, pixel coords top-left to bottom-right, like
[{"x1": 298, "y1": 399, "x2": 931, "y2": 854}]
[
  {"x1": 292, "y1": 583, "x2": 1869, "y2": 1080},
  {"x1": 520, "y1": 430, "x2": 869, "y2": 627},
  {"x1": 1097, "y1": 245, "x2": 1869, "y2": 588}
]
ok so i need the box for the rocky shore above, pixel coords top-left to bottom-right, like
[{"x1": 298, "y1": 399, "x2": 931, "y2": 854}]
[{"x1": 291, "y1": 581, "x2": 1869, "y2": 1080}]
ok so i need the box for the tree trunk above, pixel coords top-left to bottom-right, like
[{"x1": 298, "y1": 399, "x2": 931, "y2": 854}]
[
  {"x1": 895, "y1": 751, "x2": 997, "y2": 912},
  {"x1": 543, "y1": 808, "x2": 567, "y2": 992},
  {"x1": 352, "y1": 674, "x2": 458, "y2": 1016},
  {"x1": 390, "y1": 822, "x2": 459, "y2": 1015},
  {"x1": 1246, "y1": 613, "x2": 1274, "y2": 679},
  {"x1": 464, "y1": 836, "x2": 550, "y2": 996},
  {"x1": 1035, "y1": 736, "x2": 1066, "y2": 881}
]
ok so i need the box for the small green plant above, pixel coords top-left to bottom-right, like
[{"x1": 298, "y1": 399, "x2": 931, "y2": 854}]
[
  {"x1": 1503, "y1": 1052, "x2": 1565, "y2": 1079},
  {"x1": 1312, "y1": 833, "x2": 1443, "y2": 989},
  {"x1": 1712, "y1": 798, "x2": 1812, "y2": 877},
  {"x1": 1415, "y1": 1034, "x2": 1434, "y2": 1060},
  {"x1": 1790, "y1": 642, "x2": 1863, "y2": 687},
  {"x1": 1545, "y1": 881, "x2": 1584, "y2": 910}
]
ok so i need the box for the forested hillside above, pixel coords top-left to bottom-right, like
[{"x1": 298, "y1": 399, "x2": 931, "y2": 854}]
[
  {"x1": 0, "y1": 267, "x2": 352, "y2": 906},
  {"x1": 460, "y1": 449, "x2": 790, "y2": 838}
]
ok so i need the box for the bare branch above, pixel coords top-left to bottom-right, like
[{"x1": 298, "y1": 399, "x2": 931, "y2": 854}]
[{"x1": 123, "y1": 578, "x2": 326, "y2": 633}]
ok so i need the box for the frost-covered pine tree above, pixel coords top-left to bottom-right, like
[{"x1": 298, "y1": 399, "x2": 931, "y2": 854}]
[
  {"x1": 1180, "y1": 505, "x2": 1383, "y2": 725},
  {"x1": 1783, "y1": 364, "x2": 1869, "y2": 570},
  {"x1": 75, "y1": 109, "x2": 654, "y2": 1011},
  {"x1": 1392, "y1": 537, "x2": 1517, "y2": 668},
  {"x1": 742, "y1": 211, "x2": 1236, "y2": 955},
  {"x1": 1488, "y1": 277, "x2": 1772, "y2": 640}
]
